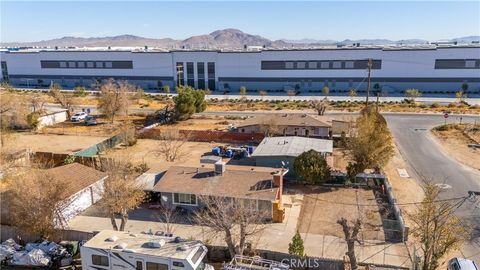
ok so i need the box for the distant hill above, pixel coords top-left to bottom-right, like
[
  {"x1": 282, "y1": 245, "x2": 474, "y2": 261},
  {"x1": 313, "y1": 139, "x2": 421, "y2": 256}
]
[{"x1": 1, "y1": 29, "x2": 479, "y2": 49}]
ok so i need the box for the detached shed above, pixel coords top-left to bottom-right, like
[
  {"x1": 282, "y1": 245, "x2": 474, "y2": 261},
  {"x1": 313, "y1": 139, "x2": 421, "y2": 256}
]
[{"x1": 252, "y1": 136, "x2": 333, "y2": 178}]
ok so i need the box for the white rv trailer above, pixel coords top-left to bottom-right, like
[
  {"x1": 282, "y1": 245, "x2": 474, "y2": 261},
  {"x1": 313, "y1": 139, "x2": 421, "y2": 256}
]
[{"x1": 80, "y1": 230, "x2": 213, "y2": 270}]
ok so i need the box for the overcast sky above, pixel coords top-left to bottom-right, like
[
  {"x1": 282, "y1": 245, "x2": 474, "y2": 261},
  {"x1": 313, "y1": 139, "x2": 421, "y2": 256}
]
[{"x1": 1, "y1": 1, "x2": 479, "y2": 42}]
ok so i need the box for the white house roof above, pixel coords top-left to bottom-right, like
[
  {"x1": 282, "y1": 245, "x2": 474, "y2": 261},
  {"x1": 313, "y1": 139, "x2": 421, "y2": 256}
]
[{"x1": 252, "y1": 136, "x2": 333, "y2": 157}]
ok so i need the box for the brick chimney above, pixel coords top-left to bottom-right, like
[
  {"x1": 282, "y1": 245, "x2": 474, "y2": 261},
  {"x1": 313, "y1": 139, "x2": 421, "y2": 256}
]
[{"x1": 272, "y1": 171, "x2": 283, "y2": 205}]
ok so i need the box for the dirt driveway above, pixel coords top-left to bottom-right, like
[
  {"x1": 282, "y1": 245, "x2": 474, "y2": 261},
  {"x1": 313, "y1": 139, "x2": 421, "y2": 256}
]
[{"x1": 293, "y1": 185, "x2": 385, "y2": 242}]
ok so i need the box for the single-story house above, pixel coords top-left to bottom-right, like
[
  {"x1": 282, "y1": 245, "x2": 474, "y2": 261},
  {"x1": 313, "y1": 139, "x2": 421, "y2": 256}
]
[
  {"x1": 0, "y1": 163, "x2": 107, "y2": 227},
  {"x1": 237, "y1": 113, "x2": 332, "y2": 138},
  {"x1": 37, "y1": 109, "x2": 68, "y2": 129},
  {"x1": 152, "y1": 162, "x2": 285, "y2": 222},
  {"x1": 251, "y1": 136, "x2": 333, "y2": 178}
]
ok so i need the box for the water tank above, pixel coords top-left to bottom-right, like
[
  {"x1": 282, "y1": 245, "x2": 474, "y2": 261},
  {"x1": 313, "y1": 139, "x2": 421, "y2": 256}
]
[
  {"x1": 248, "y1": 146, "x2": 254, "y2": 154},
  {"x1": 225, "y1": 149, "x2": 233, "y2": 158},
  {"x1": 212, "y1": 147, "x2": 221, "y2": 156}
]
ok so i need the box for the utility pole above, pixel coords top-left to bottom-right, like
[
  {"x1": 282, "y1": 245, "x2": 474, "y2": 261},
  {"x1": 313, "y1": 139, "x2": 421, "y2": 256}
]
[{"x1": 366, "y1": 58, "x2": 373, "y2": 107}]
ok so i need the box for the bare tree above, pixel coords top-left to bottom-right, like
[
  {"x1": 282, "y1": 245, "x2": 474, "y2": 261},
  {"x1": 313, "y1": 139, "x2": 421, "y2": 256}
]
[
  {"x1": 152, "y1": 129, "x2": 190, "y2": 162},
  {"x1": 118, "y1": 120, "x2": 136, "y2": 148},
  {"x1": 29, "y1": 92, "x2": 46, "y2": 113},
  {"x1": 99, "y1": 159, "x2": 146, "y2": 231},
  {"x1": 194, "y1": 195, "x2": 268, "y2": 257},
  {"x1": 8, "y1": 168, "x2": 78, "y2": 239},
  {"x1": 98, "y1": 80, "x2": 136, "y2": 123},
  {"x1": 49, "y1": 84, "x2": 76, "y2": 118},
  {"x1": 409, "y1": 182, "x2": 469, "y2": 270},
  {"x1": 155, "y1": 206, "x2": 179, "y2": 234},
  {"x1": 337, "y1": 218, "x2": 362, "y2": 270},
  {"x1": 258, "y1": 119, "x2": 280, "y2": 137},
  {"x1": 311, "y1": 97, "x2": 328, "y2": 115}
]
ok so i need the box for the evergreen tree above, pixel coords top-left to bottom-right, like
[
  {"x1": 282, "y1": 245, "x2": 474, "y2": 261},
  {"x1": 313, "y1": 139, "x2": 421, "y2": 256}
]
[
  {"x1": 293, "y1": 149, "x2": 331, "y2": 184},
  {"x1": 288, "y1": 231, "x2": 305, "y2": 258}
]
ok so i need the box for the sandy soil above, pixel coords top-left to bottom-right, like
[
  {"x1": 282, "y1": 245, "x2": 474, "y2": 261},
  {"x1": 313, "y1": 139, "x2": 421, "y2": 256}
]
[
  {"x1": 293, "y1": 185, "x2": 385, "y2": 241},
  {"x1": 431, "y1": 125, "x2": 480, "y2": 171},
  {"x1": 154, "y1": 116, "x2": 243, "y2": 132},
  {"x1": 13, "y1": 133, "x2": 107, "y2": 154}
]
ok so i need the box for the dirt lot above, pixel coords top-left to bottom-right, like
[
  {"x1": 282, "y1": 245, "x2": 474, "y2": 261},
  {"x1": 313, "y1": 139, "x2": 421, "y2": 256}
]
[
  {"x1": 431, "y1": 124, "x2": 480, "y2": 170},
  {"x1": 292, "y1": 185, "x2": 385, "y2": 241},
  {"x1": 41, "y1": 115, "x2": 146, "y2": 137},
  {"x1": 102, "y1": 139, "x2": 220, "y2": 172},
  {"x1": 13, "y1": 133, "x2": 107, "y2": 154},
  {"x1": 154, "y1": 116, "x2": 243, "y2": 132}
]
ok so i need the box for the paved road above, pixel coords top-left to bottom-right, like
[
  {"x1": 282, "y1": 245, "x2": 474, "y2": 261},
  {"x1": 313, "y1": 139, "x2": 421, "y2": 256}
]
[{"x1": 386, "y1": 114, "x2": 480, "y2": 261}]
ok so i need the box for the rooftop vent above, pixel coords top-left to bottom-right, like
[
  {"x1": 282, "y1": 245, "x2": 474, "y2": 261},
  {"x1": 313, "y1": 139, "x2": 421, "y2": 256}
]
[
  {"x1": 105, "y1": 236, "x2": 119, "y2": 242},
  {"x1": 177, "y1": 244, "x2": 188, "y2": 251},
  {"x1": 145, "y1": 239, "x2": 166, "y2": 248},
  {"x1": 113, "y1": 243, "x2": 128, "y2": 249},
  {"x1": 174, "y1": 236, "x2": 183, "y2": 243}
]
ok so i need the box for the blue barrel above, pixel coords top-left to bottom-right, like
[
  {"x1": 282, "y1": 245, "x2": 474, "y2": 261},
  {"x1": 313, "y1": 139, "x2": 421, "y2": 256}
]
[
  {"x1": 225, "y1": 149, "x2": 233, "y2": 158},
  {"x1": 242, "y1": 150, "x2": 249, "y2": 158},
  {"x1": 248, "y1": 146, "x2": 254, "y2": 154},
  {"x1": 212, "y1": 147, "x2": 221, "y2": 156}
]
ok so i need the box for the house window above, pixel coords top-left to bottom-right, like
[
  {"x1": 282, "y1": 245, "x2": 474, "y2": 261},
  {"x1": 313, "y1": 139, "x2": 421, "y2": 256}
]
[
  {"x1": 92, "y1": 255, "x2": 109, "y2": 266},
  {"x1": 345, "y1": 61, "x2": 354, "y2": 69},
  {"x1": 241, "y1": 128, "x2": 245, "y2": 133},
  {"x1": 296, "y1": 62, "x2": 306, "y2": 69},
  {"x1": 96, "y1": 62, "x2": 104, "y2": 68},
  {"x1": 332, "y1": 61, "x2": 342, "y2": 69},
  {"x1": 285, "y1": 62, "x2": 294, "y2": 69},
  {"x1": 136, "y1": 261, "x2": 143, "y2": 270},
  {"x1": 59, "y1": 61, "x2": 67, "y2": 68},
  {"x1": 320, "y1": 62, "x2": 329, "y2": 69},
  {"x1": 105, "y1": 62, "x2": 113, "y2": 68},
  {"x1": 173, "y1": 262, "x2": 184, "y2": 268},
  {"x1": 173, "y1": 193, "x2": 197, "y2": 205},
  {"x1": 308, "y1": 62, "x2": 317, "y2": 69},
  {"x1": 146, "y1": 262, "x2": 168, "y2": 270},
  {"x1": 68, "y1": 61, "x2": 76, "y2": 68},
  {"x1": 86, "y1": 62, "x2": 94, "y2": 68},
  {"x1": 77, "y1": 61, "x2": 85, "y2": 68}
]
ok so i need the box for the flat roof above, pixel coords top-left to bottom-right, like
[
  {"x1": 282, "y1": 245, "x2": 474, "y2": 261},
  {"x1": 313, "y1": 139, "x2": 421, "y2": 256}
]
[
  {"x1": 238, "y1": 114, "x2": 331, "y2": 128},
  {"x1": 252, "y1": 136, "x2": 333, "y2": 157},
  {"x1": 153, "y1": 165, "x2": 279, "y2": 201},
  {"x1": 83, "y1": 230, "x2": 204, "y2": 259}
]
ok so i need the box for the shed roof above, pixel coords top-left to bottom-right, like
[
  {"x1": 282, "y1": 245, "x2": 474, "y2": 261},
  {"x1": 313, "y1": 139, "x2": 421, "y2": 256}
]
[
  {"x1": 252, "y1": 136, "x2": 333, "y2": 157},
  {"x1": 153, "y1": 166, "x2": 279, "y2": 201},
  {"x1": 237, "y1": 114, "x2": 332, "y2": 128},
  {"x1": 45, "y1": 163, "x2": 107, "y2": 197}
]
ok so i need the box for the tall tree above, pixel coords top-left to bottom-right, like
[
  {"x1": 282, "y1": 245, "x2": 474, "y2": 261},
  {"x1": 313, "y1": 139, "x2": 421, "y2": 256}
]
[
  {"x1": 293, "y1": 149, "x2": 331, "y2": 184},
  {"x1": 239, "y1": 86, "x2": 247, "y2": 96},
  {"x1": 98, "y1": 80, "x2": 136, "y2": 123},
  {"x1": 311, "y1": 97, "x2": 328, "y2": 115},
  {"x1": 345, "y1": 108, "x2": 394, "y2": 174},
  {"x1": 49, "y1": 84, "x2": 76, "y2": 118},
  {"x1": 409, "y1": 182, "x2": 468, "y2": 270},
  {"x1": 337, "y1": 218, "x2": 362, "y2": 270},
  {"x1": 173, "y1": 86, "x2": 207, "y2": 121},
  {"x1": 194, "y1": 196, "x2": 268, "y2": 258},
  {"x1": 99, "y1": 159, "x2": 145, "y2": 231},
  {"x1": 322, "y1": 86, "x2": 330, "y2": 96}
]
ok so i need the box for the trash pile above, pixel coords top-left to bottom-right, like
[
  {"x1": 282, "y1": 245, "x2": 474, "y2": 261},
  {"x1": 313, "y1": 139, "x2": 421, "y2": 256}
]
[{"x1": 0, "y1": 238, "x2": 79, "y2": 268}]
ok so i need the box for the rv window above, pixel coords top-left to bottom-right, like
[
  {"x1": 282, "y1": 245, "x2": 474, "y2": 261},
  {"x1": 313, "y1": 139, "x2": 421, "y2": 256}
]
[
  {"x1": 146, "y1": 262, "x2": 168, "y2": 270},
  {"x1": 173, "y1": 261, "x2": 185, "y2": 267},
  {"x1": 191, "y1": 248, "x2": 204, "y2": 265},
  {"x1": 136, "y1": 261, "x2": 143, "y2": 270},
  {"x1": 92, "y1": 255, "x2": 109, "y2": 266}
]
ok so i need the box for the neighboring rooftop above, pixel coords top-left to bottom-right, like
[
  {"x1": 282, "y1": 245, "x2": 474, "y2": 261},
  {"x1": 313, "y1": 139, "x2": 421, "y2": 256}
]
[
  {"x1": 45, "y1": 163, "x2": 107, "y2": 198},
  {"x1": 238, "y1": 114, "x2": 332, "y2": 128},
  {"x1": 153, "y1": 165, "x2": 279, "y2": 201},
  {"x1": 83, "y1": 230, "x2": 205, "y2": 259},
  {"x1": 252, "y1": 136, "x2": 333, "y2": 157}
]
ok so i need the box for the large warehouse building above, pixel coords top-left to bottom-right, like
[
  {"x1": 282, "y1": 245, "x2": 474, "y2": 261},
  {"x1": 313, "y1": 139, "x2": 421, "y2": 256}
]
[{"x1": 1, "y1": 44, "x2": 479, "y2": 93}]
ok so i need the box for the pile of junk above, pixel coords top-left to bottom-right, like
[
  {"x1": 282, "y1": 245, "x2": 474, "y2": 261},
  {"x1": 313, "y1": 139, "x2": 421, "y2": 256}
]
[{"x1": 0, "y1": 238, "x2": 81, "y2": 269}]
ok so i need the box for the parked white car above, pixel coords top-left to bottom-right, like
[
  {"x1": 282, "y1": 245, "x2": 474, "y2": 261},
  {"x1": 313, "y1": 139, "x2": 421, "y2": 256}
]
[
  {"x1": 448, "y1": 258, "x2": 478, "y2": 270},
  {"x1": 71, "y1": 112, "x2": 88, "y2": 122}
]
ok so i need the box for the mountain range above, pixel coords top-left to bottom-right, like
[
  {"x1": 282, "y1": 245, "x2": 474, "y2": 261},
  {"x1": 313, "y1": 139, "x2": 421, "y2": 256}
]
[{"x1": 2, "y1": 29, "x2": 479, "y2": 49}]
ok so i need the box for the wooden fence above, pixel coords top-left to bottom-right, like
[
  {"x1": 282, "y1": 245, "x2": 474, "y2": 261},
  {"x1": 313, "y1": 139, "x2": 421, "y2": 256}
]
[{"x1": 0, "y1": 225, "x2": 94, "y2": 243}]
